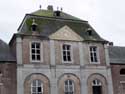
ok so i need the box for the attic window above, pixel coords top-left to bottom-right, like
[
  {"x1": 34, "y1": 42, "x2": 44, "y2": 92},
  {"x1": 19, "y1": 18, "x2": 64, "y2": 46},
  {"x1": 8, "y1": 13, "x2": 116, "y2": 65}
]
[
  {"x1": 31, "y1": 19, "x2": 37, "y2": 31},
  {"x1": 120, "y1": 69, "x2": 125, "y2": 75},
  {"x1": 54, "y1": 11, "x2": 61, "y2": 17},
  {"x1": 87, "y1": 28, "x2": 93, "y2": 36}
]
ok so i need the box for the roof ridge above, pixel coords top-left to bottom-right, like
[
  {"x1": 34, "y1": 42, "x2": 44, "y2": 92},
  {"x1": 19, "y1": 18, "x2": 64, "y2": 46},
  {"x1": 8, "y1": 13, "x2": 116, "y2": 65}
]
[
  {"x1": 27, "y1": 14, "x2": 88, "y2": 23},
  {"x1": 109, "y1": 46, "x2": 125, "y2": 48},
  {"x1": 30, "y1": 9, "x2": 87, "y2": 22}
]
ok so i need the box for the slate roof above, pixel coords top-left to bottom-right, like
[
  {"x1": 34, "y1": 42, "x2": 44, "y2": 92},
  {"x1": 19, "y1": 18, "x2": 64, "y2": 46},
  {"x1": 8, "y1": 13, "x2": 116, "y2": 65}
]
[
  {"x1": 109, "y1": 46, "x2": 125, "y2": 64},
  {"x1": 31, "y1": 9, "x2": 83, "y2": 21},
  {"x1": 0, "y1": 39, "x2": 16, "y2": 62},
  {"x1": 18, "y1": 9, "x2": 107, "y2": 42}
]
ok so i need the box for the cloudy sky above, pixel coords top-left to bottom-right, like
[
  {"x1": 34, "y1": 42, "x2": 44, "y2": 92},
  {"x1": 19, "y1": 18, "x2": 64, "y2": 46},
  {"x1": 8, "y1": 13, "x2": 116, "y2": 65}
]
[{"x1": 0, "y1": 0, "x2": 125, "y2": 46}]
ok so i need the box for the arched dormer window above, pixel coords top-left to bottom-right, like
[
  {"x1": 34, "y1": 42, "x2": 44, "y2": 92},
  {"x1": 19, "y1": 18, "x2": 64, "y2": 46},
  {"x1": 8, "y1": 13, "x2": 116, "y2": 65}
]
[
  {"x1": 31, "y1": 79, "x2": 43, "y2": 94},
  {"x1": 64, "y1": 80, "x2": 74, "y2": 94},
  {"x1": 120, "y1": 69, "x2": 125, "y2": 75},
  {"x1": 31, "y1": 19, "x2": 37, "y2": 31},
  {"x1": 87, "y1": 28, "x2": 93, "y2": 36},
  {"x1": 92, "y1": 79, "x2": 102, "y2": 94}
]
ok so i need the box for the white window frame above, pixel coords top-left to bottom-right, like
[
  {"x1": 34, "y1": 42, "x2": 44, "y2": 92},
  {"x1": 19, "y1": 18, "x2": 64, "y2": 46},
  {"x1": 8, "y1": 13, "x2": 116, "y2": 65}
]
[
  {"x1": 30, "y1": 41, "x2": 43, "y2": 63},
  {"x1": 31, "y1": 79, "x2": 43, "y2": 94},
  {"x1": 61, "y1": 43, "x2": 73, "y2": 63},
  {"x1": 92, "y1": 79, "x2": 102, "y2": 94},
  {"x1": 64, "y1": 80, "x2": 74, "y2": 94},
  {"x1": 92, "y1": 79, "x2": 102, "y2": 86},
  {"x1": 89, "y1": 46, "x2": 100, "y2": 64}
]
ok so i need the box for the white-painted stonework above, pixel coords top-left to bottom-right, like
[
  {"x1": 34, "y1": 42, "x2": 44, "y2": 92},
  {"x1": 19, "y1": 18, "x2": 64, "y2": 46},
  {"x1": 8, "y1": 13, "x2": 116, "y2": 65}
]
[{"x1": 49, "y1": 25, "x2": 84, "y2": 41}]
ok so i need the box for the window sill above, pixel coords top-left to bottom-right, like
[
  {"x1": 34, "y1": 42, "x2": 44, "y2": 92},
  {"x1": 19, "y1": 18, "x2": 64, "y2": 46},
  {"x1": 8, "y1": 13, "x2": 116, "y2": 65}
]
[
  {"x1": 62, "y1": 61, "x2": 73, "y2": 64},
  {"x1": 30, "y1": 61, "x2": 41, "y2": 63},
  {"x1": 90, "y1": 62, "x2": 100, "y2": 64}
]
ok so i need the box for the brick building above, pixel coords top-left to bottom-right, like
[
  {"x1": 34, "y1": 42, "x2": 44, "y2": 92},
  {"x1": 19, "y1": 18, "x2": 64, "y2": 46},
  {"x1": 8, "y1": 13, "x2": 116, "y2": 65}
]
[
  {"x1": 0, "y1": 5, "x2": 125, "y2": 94},
  {"x1": 109, "y1": 47, "x2": 125, "y2": 94},
  {"x1": 0, "y1": 39, "x2": 16, "y2": 94}
]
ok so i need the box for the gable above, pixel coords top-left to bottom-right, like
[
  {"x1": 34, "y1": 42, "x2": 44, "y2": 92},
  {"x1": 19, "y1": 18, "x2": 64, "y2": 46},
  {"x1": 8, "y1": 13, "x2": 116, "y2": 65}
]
[{"x1": 49, "y1": 25, "x2": 84, "y2": 41}]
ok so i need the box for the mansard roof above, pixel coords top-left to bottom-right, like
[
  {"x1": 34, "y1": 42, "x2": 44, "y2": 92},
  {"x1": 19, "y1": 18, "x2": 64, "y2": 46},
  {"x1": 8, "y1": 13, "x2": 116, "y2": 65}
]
[
  {"x1": 109, "y1": 46, "x2": 125, "y2": 64},
  {"x1": 0, "y1": 39, "x2": 16, "y2": 62},
  {"x1": 17, "y1": 8, "x2": 107, "y2": 43},
  {"x1": 31, "y1": 9, "x2": 83, "y2": 21}
]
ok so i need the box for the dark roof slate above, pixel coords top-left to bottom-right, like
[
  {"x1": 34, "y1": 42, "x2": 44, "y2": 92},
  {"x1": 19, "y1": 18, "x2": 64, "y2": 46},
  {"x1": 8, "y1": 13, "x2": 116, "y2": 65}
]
[
  {"x1": 31, "y1": 9, "x2": 83, "y2": 21},
  {"x1": 109, "y1": 46, "x2": 125, "y2": 64},
  {"x1": 0, "y1": 39, "x2": 16, "y2": 62}
]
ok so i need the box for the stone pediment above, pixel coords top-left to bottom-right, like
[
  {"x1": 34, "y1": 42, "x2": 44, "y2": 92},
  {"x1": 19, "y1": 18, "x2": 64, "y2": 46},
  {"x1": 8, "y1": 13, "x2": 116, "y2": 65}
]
[{"x1": 49, "y1": 25, "x2": 84, "y2": 41}]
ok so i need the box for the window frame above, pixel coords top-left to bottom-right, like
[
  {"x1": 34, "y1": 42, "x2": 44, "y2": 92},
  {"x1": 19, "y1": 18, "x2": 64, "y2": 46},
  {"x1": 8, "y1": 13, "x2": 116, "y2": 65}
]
[
  {"x1": 120, "y1": 69, "x2": 125, "y2": 76},
  {"x1": 31, "y1": 79, "x2": 43, "y2": 94},
  {"x1": 30, "y1": 41, "x2": 43, "y2": 63},
  {"x1": 92, "y1": 79, "x2": 102, "y2": 94},
  {"x1": 64, "y1": 79, "x2": 74, "y2": 94},
  {"x1": 61, "y1": 43, "x2": 73, "y2": 63},
  {"x1": 89, "y1": 46, "x2": 100, "y2": 64},
  {"x1": 92, "y1": 79, "x2": 102, "y2": 86}
]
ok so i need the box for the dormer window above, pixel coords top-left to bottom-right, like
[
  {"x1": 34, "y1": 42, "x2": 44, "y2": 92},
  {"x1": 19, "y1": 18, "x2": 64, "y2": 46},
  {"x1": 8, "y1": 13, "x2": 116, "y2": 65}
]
[
  {"x1": 31, "y1": 19, "x2": 37, "y2": 31},
  {"x1": 87, "y1": 28, "x2": 93, "y2": 36},
  {"x1": 54, "y1": 11, "x2": 61, "y2": 17}
]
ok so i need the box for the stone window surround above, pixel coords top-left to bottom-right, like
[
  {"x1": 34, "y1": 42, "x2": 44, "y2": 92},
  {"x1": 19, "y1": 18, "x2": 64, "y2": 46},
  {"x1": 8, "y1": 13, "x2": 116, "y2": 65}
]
[
  {"x1": 89, "y1": 45, "x2": 100, "y2": 64},
  {"x1": 87, "y1": 73, "x2": 107, "y2": 94},
  {"x1": 61, "y1": 43, "x2": 73, "y2": 63},
  {"x1": 24, "y1": 73, "x2": 49, "y2": 94},
  {"x1": 30, "y1": 41, "x2": 43, "y2": 63},
  {"x1": 58, "y1": 73, "x2": 80, "y2": 94}
]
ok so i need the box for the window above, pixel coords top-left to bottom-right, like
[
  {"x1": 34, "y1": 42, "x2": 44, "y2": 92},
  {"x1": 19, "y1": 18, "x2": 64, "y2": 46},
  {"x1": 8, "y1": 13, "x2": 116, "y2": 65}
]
[
  {"x1": 31, "y1": 80, "x2": 43, "y2": 94},
  {"x1": 87, "y1": 28, "x2": 92, "y2": 36},
  {"x1": 31, "y1": 42, "x2": 41, "y2": 62},
  {"x1": 92, "y1": 79, "x2": 102, "y2": 94},
  {"x1": 120, "y1": 69, "x2": 125, "y2": 75},
  {"x1": 31, "y1": 19, "x2": 37, "y2": 31},
  {"x1": 64, "y1": 80, "x2": 74, "y2": 94},
  {"x1": 121, "y1": 83, "x2": 125, "y2": 94},
  {"x1": 89, "y1": 46, "x2": 99, "y2": 63},
  {"x1": 54, "y1": 11, "x2": 61, "y2": 16},
  {"x1": 62, "y1": 44, "x2": 72, "y2": 62}
]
